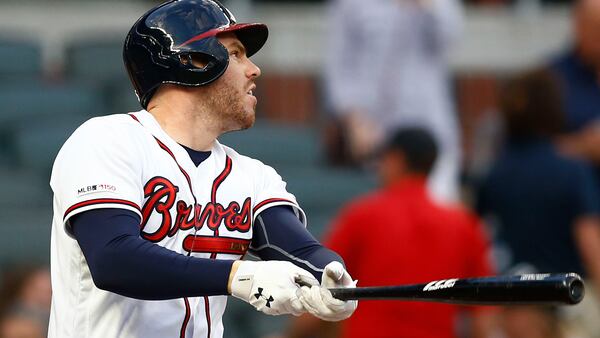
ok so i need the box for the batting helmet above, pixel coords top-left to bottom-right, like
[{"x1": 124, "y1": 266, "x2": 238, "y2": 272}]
[{"x1": 123, "y1": 0, "x2": 268, "y2": 108}]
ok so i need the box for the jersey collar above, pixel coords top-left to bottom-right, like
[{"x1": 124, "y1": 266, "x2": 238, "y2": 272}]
[{"x1": 130, "y1": 110, "x2": 223, "y2": 171}]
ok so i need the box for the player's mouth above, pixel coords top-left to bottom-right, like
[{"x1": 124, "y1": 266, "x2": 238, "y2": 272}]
[
  {"x1": 246, "y1": 84, "x2": 256, "y2": 97},
  {"x1": 246, "y1": 85, "x2": 257, "y2": 107}
]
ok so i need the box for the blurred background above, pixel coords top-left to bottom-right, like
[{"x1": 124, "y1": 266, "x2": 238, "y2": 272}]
[{"x1": 0, "y1": 0, "x2": 598, "y2": 337}]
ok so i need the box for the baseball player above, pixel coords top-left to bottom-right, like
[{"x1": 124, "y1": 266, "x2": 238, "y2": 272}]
[{"x1": 47, "y1": 1, "x2": 357, "y2": 337}]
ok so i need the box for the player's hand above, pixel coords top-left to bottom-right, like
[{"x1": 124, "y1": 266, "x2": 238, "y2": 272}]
[
  {"x1": 229, "y1": 260, "x2": 319, "y2": 316},
  {"x1": 298, "y1": 261, "x2": 358, "y2": 321}
]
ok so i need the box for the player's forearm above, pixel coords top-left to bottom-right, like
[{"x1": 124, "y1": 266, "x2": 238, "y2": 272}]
[
  {"x1": 263, "y1": 244, "x2": 345, "y2": 282},
  {"x1": 251, "y1": 206, "x2": 345, "y2": 281},
  {"x1": 72, "y1": 209, "x2": 234, "y2": 300},
  {"x1": 86, "y1": 233, "x2": 234, "y2": 300}
]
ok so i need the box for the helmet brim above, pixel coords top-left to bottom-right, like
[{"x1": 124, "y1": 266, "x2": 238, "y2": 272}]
[
  {"x1": 226, "y1": 23, "x2": 268, "y2": 57},
  {"x1": 178, "y1": 23, "x2": 268, "y2": 57}
]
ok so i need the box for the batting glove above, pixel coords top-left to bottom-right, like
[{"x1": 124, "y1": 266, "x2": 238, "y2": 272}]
[
  {"x1": 230, "y1": 260, "x2": 319, "y2": 316},
  {"x1": 299, "y1": 261, "x2": 358, "y2": 321}
]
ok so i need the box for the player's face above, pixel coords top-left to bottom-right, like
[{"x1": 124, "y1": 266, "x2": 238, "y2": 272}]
[{"x1": 202, "y1": 33, "x2": 262, "y2": 132}]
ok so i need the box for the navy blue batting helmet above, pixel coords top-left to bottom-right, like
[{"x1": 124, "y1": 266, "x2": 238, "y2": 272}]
[{"x1": 123, "y1": 0, "x2": 268, "y2": 108}]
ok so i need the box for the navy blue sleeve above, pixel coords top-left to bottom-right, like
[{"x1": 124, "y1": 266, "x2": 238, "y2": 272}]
[
  {"x1": 250, "y1": 206, "x2": 344, "y2": 282},
  {"x1": 70, "y1": 209, "x2": 233, "y2": 300}
]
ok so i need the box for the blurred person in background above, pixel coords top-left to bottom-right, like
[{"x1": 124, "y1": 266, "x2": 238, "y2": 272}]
[
  {"x1": 287, "y1": 128, "x2": 497, "y2": 338},
  {"x1": 476, "y1": 69, "x2": 600, "y2": 338},
  {"x1": 551, "y1": 0, "x2": 600, "y2": 186},
  {"x1": 0, "y1": 309, "x2": 46, "y2": 338},
  {"x1": 324, "y1": 0, "x2": 464, "y2": 204},
  {"x1": 0, "y1": 264, "x2": 51, "y2": 338}
]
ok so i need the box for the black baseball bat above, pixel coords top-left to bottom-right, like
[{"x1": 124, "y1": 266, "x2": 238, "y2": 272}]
[{"x1": 327, "y1": 273, "x2": 584, "y2": 305}]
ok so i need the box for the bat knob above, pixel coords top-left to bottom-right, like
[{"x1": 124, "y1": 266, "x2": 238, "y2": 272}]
[{"x1": 566, "y1": 273, "x2": 585, "y2": 304}]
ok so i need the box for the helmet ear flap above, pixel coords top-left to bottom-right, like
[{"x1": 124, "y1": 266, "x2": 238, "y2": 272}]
[
  {"x1": 171, "y1": 36, "x2": 230, "y2": 86},
  {"x1": 180, "y1": 52, "x2": 219, "y2": 71},
  {"x1": 178, "y1": 53, "x2": 210, "y2": 71}
]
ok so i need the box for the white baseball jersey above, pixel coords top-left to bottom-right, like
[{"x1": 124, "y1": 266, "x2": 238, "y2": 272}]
[{"x1": 48, "y1": 110, "x2": 305, "y2": 338}]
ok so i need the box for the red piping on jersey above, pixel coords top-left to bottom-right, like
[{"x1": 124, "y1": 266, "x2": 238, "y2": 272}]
[
  {"x1": 129, "y1": 113, "x2": 140, "y2": 122},
  {"x1": 253, "y1": 198, "x2": 294, "y2": 214},
  {"x1": 183, "y1": 235, "x2": 250, "y2": 255},
  {"x1": 210, "y1": 156, "x2": 233, "y2": 238},
  {"x1": 155, "y1": 139, "x2": 194, "y2": 190},
  {"x1": 64, "y1": 198, "x2": 140, "y2": 220},
  {"x1": 180, "y1": 298, "x2": 192, "y2": 338},
  {"x1": 128, "y1": 115, "x2": 193, "y2": 201},
  {"x1": 211, "y1": 156, "x2": 232, "y2": 205},
  {"x1": 204, "y1": 147, "x2": 236, "y2": 335},
  {"x1": 204, "y1": 296, "x2": 212, "y2": 337}
]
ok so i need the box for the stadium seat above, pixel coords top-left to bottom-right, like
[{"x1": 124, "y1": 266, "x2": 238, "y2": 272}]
[
  {"x1": 0, "y1": 83, "x2": 106, "y2": 124},
  {"x1": 0, "y1": 83, "x2": 104, "y2": 171},
  {"x1": 111, "y1": 81, "x2": 143, "y2": 113},
  {"x1": 0, "y1": 39, "x2": 43, "y2": 80},
  {"x1": 64, "y1": 37, "x2": 128, "y2": 84},
  {"x1": 219, "y1": 121, "x2": 323, "y2": 167},
  {"x1": 0, "y1": 205, "x2": 52, "y2": 265},
  {"x1": 278, "y1": 166, "x2": 376, "y2": 211},
  {"x1": 0, "y1": 167, "x2": 50, "y2": 208},
  {"x1": 14, "y1": 115, "x2": 90, "y2": 174},
  {"x1": 64, "y1": 38, "x2": 133, "y2": 112}
]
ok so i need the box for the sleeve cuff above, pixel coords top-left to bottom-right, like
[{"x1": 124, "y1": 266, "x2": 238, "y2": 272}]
[
  {"x1": 253, "y1": 198, "x2": 307, "y2": 227},
  {"x1": 63, "y1": 198, "x2": 142, "y2": 237}
]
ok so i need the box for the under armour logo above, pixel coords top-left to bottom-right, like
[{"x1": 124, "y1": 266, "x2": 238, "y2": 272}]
[{"x1": 254, "y1": 287, "x2": 274, "y2": 308}]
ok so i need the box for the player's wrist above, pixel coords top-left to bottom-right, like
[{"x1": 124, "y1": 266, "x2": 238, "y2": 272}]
[
  {"x1": 228, "y1": 260, "x2": 243, "y2": 295},
  {"x1": 229, "y1": 261, "x2": 260, "y2": 300}
]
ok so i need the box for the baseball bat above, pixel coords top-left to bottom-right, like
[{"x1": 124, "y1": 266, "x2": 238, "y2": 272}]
[{"x1": 327, "y1": 273, "x2": 584, "y2": 305}]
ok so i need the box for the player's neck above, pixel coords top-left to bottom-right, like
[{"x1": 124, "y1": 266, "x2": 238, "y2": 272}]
[{"x1": 147, "y1": 100, "x2": 220, "y2": 152}]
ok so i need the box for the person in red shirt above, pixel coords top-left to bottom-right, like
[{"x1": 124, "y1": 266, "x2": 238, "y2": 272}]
[{"x1": 288, "y1": 128, "x2": 497, "y2": 338}]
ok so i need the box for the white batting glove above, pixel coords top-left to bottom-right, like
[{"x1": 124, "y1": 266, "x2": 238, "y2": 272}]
[
  {"x1": 230, "y1": 261, "x2": 319, "y2": 316},
  {"x1": 299, "y1": 261, "x2": 358, "y2": 321}
]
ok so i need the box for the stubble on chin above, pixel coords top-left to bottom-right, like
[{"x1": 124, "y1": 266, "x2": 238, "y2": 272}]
[{"x1": 206, "y1": 79, "x2": 255, "y2": 132}]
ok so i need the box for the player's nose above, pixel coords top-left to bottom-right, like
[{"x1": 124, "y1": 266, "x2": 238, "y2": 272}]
[{"x1": 246, "y1": 59, "x2": 261, "y2": 79}]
